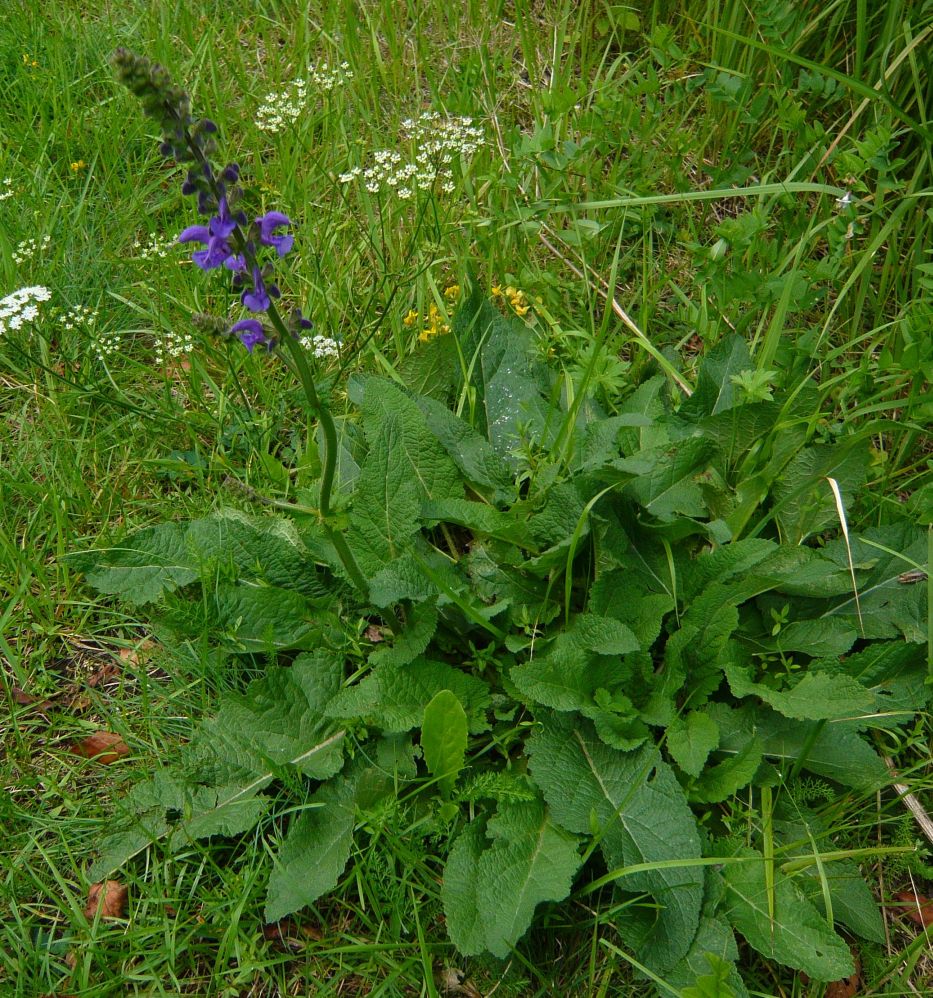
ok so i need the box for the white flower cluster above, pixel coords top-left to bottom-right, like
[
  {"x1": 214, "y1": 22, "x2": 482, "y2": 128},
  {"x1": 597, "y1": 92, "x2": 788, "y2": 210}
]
[
  {"x1": 13, "y1": 234, "x2": 51, "y2": 264},
  {"x1": 93, "y1": 330, "x2": 122, "y2": 361},
  {"x1": 0, "y1": 178, "x2": 13, "y2": 202},
  {"x1": 154, "y1": 328, "x2": 194, "y2": 365},
  {"x1": 56, "y1": 303, "x2": 99, "y2": 331},
  {"x1": 300, "y1": 333, "x2": 340, "y2": 359},
  {"x1": 344, "y1": 112, "x2": 483, "y2": 198},
  {"x1": 0, "y1": 285, "x2": 51, "y2": 335},
  {"x1": 256, "y1": 61, "x2": 354, "y2": 133},
  {"x1": 132, "y1": 233, "x2": 175, "y2": 259}
]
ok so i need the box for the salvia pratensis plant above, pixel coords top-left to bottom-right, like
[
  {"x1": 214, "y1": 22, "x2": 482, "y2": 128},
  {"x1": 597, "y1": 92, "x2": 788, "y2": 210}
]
[
  {"x1": 111, "y1": 48, "x2": 366, "y2": 592},
  {"x1": 91, "y1": 48, "x2": 931, "y2": 996}
]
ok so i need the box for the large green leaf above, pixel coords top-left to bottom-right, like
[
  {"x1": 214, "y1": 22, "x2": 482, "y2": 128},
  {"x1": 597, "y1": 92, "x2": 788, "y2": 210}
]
[
  {"x1": 66, "y1": 521, "x2": 198, "y2": 603},
  {"x1": 324, "y1": 658, "x2": 491, "y2": 733},
  {"x1": 721, "y1": 845, "x2": 855, "y2": 981},
  {"x1": 90, "y1": 651, "x2": 346, "y2": 878},
  {"x1": 442, "y1": 798, "x2": 582, "y2": 958},
  {"x1": 421, "y1": 690, "x2": 469, "y2": 797},
  {"x1": 264, "y1": 775, "x2": 357, "y2": 922},
  {"x1": 527, "y1": 714, "x2": 703, "y2": 971},
  {"x1": 349, "y1": 378, "x2": 462, "y2": 573}
]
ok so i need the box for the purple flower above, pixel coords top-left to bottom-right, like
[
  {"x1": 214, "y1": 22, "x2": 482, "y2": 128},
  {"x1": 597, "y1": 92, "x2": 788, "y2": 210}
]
[
  {"x1": 241, "y1": 267, "x2": 270, "y2": 312},
  {"x1": 256, "y1": 211, "x2": 293, "y2": 257},
  {"x1": 178, "y1": 197, "x2": 237, "y2": 269},
  {"x1": 230, "y1": 319, "x2": 269, "y2": 351}
]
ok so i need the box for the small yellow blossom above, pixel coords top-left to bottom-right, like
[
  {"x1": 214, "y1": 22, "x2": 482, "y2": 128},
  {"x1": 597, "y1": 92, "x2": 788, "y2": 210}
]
[
  {"x1": 513, "y1": 303, "x2": 530, "y2": 317},
  {"x1": 403, "y1": 308, "x2": 419, "y2": 327},
  {"x1": 491, "y1": 285, "x2": 502, "y2": 298},
  {"x1": 22, "y1": 53, "x2": 39, "y2": 68},
  {"x1": 444, "y1": 283, "x2": 460, "y2": 301},
  {"x1": 70, "y1": 160, "x2": 86, "y2": 172}
]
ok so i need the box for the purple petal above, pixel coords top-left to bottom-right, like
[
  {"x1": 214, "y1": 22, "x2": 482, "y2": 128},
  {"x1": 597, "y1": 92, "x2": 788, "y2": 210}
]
[
  {"x1": 178, "y1": 225, "x2": 210, "y2": 245},
  {"x1": 230, "y1": 318, "x2": 268, "y2": 352}
]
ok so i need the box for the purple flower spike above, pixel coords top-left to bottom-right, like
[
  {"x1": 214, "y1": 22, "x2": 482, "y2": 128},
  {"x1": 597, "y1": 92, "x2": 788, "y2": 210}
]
[
  {"x1": 178, "y1": 197, "x2": 239, "y2": 270},
  {"x1": 230, "y1": 319, "x2": 269, "y2": 352},
  {"x1": 242, "y1": 267, "x2": 270, "y2": 312},
  {"x1": 256, "y1": 211, "x2": 294, "y2": 257}
]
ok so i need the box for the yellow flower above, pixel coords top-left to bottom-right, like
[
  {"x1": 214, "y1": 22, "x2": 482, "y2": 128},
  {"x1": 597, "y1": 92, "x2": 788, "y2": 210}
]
[
  {"x1": 22, "y1": 53, "x2": 39, "y2": 68},
  {"x1": 444, "y1": 283, "x2": 460, "y2": 301},
  {"x1": 403, "y1": 308, "x2": 419, "y2": 327},
  {"x1": 491, "y1": 285, "x2": 502, "y2": 298},
  {"x1": 513, "y1": 303, "x2": 530, "y2": 317},
  {"x1": 70, "y1": 160, "x2": 86, "y2": 172}
]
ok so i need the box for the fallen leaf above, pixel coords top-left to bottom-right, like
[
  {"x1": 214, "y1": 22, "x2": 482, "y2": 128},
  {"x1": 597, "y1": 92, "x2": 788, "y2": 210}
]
[
  {"x1": 86, "y1": 662, "x2": 121, "y2": 688},
  {"x1": 84, "y1": 880, "x2": 128, "y2": 920},
  {"x1": 262, "y1": 918, "x2": 323, "y2": 950},
  {"x1": 364, "y1": 624, "x2": 385, "y2": 643},
  {"x1": 825, "y1": 949, "x2": 861, "y2": 998},
  {"x1": 893, "y1": 890, "x2": 933, "y2": 927},
  {"x1": 70, "y1": 731, "x2": 129, "y2": 764},
  {"x1": 117, "y1": 639, "x2": 155, "y2": 669}
]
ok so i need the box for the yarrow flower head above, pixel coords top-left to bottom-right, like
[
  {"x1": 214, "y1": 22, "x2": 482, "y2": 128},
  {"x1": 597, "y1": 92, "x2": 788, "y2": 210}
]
[
  {"x1": 255, "y1": 61, "x2": 354, "y2": 133},
  {"x1": 0, "y1": 285, "x2": 52, "y2": 335}
]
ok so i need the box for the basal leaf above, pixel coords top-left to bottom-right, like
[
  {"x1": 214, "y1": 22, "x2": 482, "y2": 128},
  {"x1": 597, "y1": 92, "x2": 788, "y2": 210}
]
[
  {"x1": 724, "y1": 663, "x2": 874, "y2": 722},
  {"x1": 679, "y1": 334, "x2": 751, "y2": 420},
  {"x1": 414, "y1": 394, "x2": 516, "y2": 503},
  {"x1": 721, "y1": 845, "x2": 855, "y2": 981},
  {"x1": 623, "y1": 437, "x2": 717, "y2": 521},
  {"x1": 709, "y1": 703, "x2": 887, "y2": 791},
  {"x1": 370, "y1": 601, "x2": 438, "y2": 667},
  {"x1": 264, "y1": 775, "x2": 357, "y2": 922},
  {"x1": 443, "y1": 799, "x2": 582, "y2": 959},
  {"x1": 207, "y1": 582, "x2": 317, "y2": 651},
  {"x1": 66, "y1": 521, "x2": 198, "y2": 604},
  {"x1": 527, "y1": 714, "x2": 703, "y2": 971},
  {"x1": 421, "y1": 690, "x2": 469, "y2": 797},
  {"x1": 349, "y1": 378, "x2": 461, "y2": 573}
]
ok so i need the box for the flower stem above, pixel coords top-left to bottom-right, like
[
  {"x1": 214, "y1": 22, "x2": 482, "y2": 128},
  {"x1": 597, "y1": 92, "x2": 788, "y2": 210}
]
[{"x1": 180, "y1": 130, "x2": 368, "y2": 595}]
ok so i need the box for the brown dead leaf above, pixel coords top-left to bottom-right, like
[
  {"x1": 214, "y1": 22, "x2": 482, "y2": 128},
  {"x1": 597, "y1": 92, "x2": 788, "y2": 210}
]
[
  {"x1": 893, "y1": 890, "x2": 933, "y2": 927},
  {"x1": 364, "y1": 624, "x2": 385, "y2": 643},
  {"x1": 117, "y1": 639, "x2": 155, "y2": 669},
  {"x1": 70, "y1": 730, "x2": 129, "y2": 764},
  {"x1": 84, "y1": 880, "x2": 128, "y2": 921},
  {"x1": 825, "y1": 949, "x2": 861, "y2": 998},
  {"x1": 86, "y1": 662, "x2": 121, "y2": 687},
  {"x1": 262, "y1": 918, "x2": 324, "y2": 950}
]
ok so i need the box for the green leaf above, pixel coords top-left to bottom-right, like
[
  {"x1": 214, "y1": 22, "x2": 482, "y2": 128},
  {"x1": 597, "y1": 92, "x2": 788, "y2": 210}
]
[
  {"x1": 622, "y1": 437, "x2": 716, "y2": 520},
  {"x1": 709, "y1": 703, "x2": 887, "y2": 791},
  {"x1": 690, "y1": 739, "x2": 764, "y2": 803},
  {"x1": 264, "y1": 775, "x2": 357, "y2": 922},
  {"x1": 370, "y1": 601, "x2": 438, "y2": 667},
  {"x1": 395, "y1": 333, "x2": 459, "y2": 400},
  {"x1": 679, "y1": 334, "x2": 752, "y2": 420},
  {"x1": 422, "y1": 498, "x2": 532, "y2": 546},
  {"x1": 324, "y1": 659, "x2": 491, "y2": 734},
  {"x1": 90, "y1": 652, "x2": 345, "y2": 878},
  {"x1": 667, "y1": 711, "x2": 720, "y2": 778},
  {"x1": 207, "y1": 582, "x2": 317, "y2": 651},
  {"x1": 414, "y1": 394, "x2": 516, "y2": 503},
  {"x1": 771, "y1": 618, "x2": 857, "y2": 658},
  {"x1": 527, "y1": 714, "x2": 703, "y2": 971},
  {"x1": 442, "y1": 816, "x2": 488, "y2": 954},
  {"x1": 681, "y1": 953, "x2": 739, "y2": 998},
  {"x1": 349, "y1": 378, "x2": 461, "y2": 573},
  {"x1": 421, "y1": 690, "x2": 469, "y2": 797},
  {"x1": 723, "y1": 664, "x2": 874, "y2": 722},
  {"x1": 442, "y1": 799, "x2": 582, "y2": 958},
  {"x1": 66, "y1": 521, "x2": 198, "y2": 603},
  {"x1": 772, "y1": 440, "x2": 868, "y2": 544},
  {"x1": 721, "y1": 845, "x2": 855, "y2": 981}
]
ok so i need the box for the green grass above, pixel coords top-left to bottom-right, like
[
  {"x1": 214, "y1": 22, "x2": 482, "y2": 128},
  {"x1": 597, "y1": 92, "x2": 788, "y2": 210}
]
[{"x1": 1, "y1": 0, "x2": 931, "y2": 994}]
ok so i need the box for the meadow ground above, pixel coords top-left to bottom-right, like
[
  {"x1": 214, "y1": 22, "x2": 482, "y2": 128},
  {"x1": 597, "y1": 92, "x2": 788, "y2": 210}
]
[{"x1": 1, "y1": 1, "x2": 931, "y2": 995}]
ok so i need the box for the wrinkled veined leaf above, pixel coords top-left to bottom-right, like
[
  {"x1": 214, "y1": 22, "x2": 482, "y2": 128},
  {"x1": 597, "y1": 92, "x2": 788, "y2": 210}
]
[
  {"x1": 527, "y1": 714, "x2": 703, "y2": 972},
  {"x1": 667, "y1": 710, "x2": 720, "y2": 778},
  {"x1": 720, "y1": 844, "x2": 854, "y2": 981},
  {"x1": 66, "y1": 521, "x2": 198, "y2": 604},
  {"x1": 264, "y1": 775, "x2": 357, "y2": 922},
  {"x1": 442, "y1": 798, "x2": 582, "y2": 958}
]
